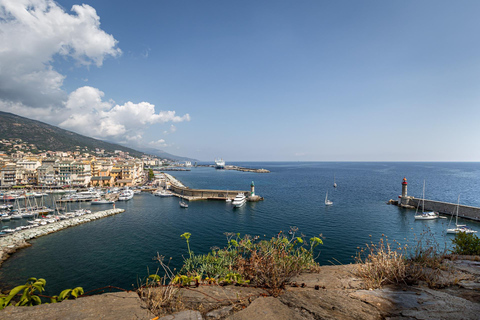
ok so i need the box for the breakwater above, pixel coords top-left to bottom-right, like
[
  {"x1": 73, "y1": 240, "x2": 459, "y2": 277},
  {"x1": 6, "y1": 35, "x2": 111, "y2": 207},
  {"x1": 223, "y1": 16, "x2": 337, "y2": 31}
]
[
  {"x1": 402, "y1": 198, "x2": 480, "y2": 222},
  {"x1": 164, "y1": 173, "x2": 263, "y2": 201},
  {"x1": 0, "y1": 208, "x2": 125, "y2": 267}
]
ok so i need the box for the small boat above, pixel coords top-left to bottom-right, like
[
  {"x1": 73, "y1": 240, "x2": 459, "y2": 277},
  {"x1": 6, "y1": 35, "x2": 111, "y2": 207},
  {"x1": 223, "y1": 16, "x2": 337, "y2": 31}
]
[
  {"x1": 414, "y1": 181, "x2": 439, "y2": 220},
  {"x1": 232, "y1": 193, "x2": 246, "y2": 208},
  {"x1": 447, "y1": 195, "x2": 477, "y2": 234},
  {"x1": 226, "y1": 190, "x2": 232, "y2": 203},
  {"x1": 91, "y1": 198, "x2": 115, "y2": 205},
  {"x1": 153, "y1": 189, "x2": 174, "y2": 197},
  {"x1": 325, "y1": 191, "x2": 333, "y2": 206},
  {"x1": 118, "y1": 188, "x2": 134, "y2": 201},
  {"x1": 179, "y1": 200, "x2": 188, "y2": 208}
]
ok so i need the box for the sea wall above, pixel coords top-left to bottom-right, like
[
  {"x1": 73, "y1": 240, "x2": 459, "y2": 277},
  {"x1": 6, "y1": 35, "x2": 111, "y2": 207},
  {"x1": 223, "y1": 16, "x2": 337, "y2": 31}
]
[
  {"x1": 164, "y1": 173, "x2": 250, "y2": 200},
  {"x1": 0, "y1": 208, "x2": 125, "y2": 267},
  {"x1": 407, "y1": 198, "x2": 480, "y2": 222}
]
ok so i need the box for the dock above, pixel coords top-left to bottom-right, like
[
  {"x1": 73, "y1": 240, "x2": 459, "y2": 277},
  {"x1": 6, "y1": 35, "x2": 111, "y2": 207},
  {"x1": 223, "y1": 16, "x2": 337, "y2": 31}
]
[{"x1": 162, "y1": 173, "x2": 263, "y2": 202}]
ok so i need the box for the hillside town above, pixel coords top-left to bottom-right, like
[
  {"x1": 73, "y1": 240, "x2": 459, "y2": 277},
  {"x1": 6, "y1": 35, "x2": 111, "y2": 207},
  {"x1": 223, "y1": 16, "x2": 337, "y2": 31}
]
[{"x1": 0, "y1": 138, "x2": 168, "y2": 188}]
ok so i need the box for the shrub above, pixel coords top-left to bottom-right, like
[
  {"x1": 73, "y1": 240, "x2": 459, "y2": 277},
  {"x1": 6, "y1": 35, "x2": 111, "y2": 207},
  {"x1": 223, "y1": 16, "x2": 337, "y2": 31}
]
[
  {"x1": 177, "y1": 230, "x2": 322, "y2": 295},
  {"x1": 451, "y1": 232, "x2": 480, "y2": 255}
]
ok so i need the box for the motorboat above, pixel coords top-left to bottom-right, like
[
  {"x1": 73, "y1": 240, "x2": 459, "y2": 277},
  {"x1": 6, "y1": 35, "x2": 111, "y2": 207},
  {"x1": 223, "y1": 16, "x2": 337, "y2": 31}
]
[
  {"x1": 179, "y1": 200, "x2": 189, "y2": 208},
  {"x1": 91, "y1": 198, "x2": 115, "y2": 205},
  {"x1": 153, "y1": 189, "x2": 174, "y2": 197},
  {"x1": 232, "y1": 193, "x2": 246, "y2": 208},
  {"x1": 118, "y1": 188, "x2": 134, "y2": 201}
]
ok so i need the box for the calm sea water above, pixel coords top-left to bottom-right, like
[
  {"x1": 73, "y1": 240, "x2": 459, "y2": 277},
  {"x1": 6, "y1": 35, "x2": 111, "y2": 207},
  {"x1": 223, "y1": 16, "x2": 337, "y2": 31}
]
[{"x1": 1, "y1": 162, "x2": 480, "y2": 295}]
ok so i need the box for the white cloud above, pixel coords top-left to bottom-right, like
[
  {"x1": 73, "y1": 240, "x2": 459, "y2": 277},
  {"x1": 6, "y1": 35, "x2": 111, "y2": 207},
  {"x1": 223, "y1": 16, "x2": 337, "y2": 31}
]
[
  {"x1": 0, "y1": 0, "x2": 190, "y2": 146},
  {"x1": 149, "y1": 139, "x2": 169, "y2": 148},
  {"x1": 0, "y1": 0, "x2": 121, "y2": 111},
  {"x1": 59, "y1": 86, "x2": 190, "y2": 142}
]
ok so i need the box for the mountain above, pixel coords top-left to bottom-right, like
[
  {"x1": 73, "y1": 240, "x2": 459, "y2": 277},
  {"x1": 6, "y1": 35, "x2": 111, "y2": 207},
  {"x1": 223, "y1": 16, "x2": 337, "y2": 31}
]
[
  {"x1": 0, "y1": 111, "x2": 189, "y2": 161},
  {"x1": 136, "y1": 147, "x2": 197, "y2": 162}
]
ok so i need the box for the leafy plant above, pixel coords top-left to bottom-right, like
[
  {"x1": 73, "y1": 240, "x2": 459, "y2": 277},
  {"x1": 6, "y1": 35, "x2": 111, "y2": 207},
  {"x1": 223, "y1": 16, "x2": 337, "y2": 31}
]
[
  {"x1": 50, "y1": 287, "x2": 84, "y2": 303},
  {"x1": 0, "y1": 278, "x2": 84, "y2": 310},
  {"x1": 451, "y1": 232, "x2": 480, "y2": 255},
  {"x1": 176, "y1": 230, "x2": 322, "y2": 295},
  {"x1": 0, "y1": 277, "x2": 45, "y2": 309}
]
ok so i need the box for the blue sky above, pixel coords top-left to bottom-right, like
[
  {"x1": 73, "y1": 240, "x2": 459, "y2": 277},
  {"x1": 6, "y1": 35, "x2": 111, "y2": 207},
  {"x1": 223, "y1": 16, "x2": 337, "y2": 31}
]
[{"x1": 1, "y1": 1, "x2": 480, "y2": 161}]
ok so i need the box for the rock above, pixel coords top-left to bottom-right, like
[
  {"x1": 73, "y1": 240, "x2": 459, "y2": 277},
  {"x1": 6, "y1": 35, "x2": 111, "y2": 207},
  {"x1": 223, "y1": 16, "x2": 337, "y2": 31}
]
[
  {"x1": 0, "y1": 291, "x2": 154, "y2": 320},
  {"x1": 280, "y1": 289, "x2": 382, "y2": 320},
  {"x1": 226, "y1": 297, "x2": 305, "y2": 320},
  {"x1": 160, "y1": 310, "x2": 203, "y2": 320},
  {"x1": 206, "y1": 305, "x2": 233, "y2": 319}
]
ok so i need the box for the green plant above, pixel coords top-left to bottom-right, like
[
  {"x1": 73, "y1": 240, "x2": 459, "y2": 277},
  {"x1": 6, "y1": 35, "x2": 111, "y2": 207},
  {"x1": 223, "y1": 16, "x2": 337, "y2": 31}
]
[
  {"x1": 0, "y1": 278, "x2": 84, "y2": 310},
  {"x1": 176, "y1": 230, "x2": 322, "y2": 296},
  {"x1": 180, "y1": 232, "x2": 192, "y2": 259},
  {"x1": 451, "y1": 232, "x2": 480, "y2": 255},
  {"x1": 50, "y1": 287, "x2": 84, "y2": 303},
  {"x1": 0, "y1": 277, "x2": 45, "y2": 309}
]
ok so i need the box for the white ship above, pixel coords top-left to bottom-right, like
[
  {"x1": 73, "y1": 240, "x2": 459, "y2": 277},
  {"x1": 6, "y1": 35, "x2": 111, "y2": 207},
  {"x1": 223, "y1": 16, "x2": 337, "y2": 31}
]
[{"x1": 214, "y1": 158, "x2": 225, "y2": 169}]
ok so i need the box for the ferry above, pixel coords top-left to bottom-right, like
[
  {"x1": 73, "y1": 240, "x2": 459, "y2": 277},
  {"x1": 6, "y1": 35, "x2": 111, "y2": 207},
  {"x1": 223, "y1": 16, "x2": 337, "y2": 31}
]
[{"x1": 215, "y1": 158, "x2": 225, "y2": 169}]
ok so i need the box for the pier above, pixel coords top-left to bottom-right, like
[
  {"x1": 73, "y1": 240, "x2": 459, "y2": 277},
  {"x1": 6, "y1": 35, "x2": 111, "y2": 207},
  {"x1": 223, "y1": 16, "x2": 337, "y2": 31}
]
[
  {"x1": 163, "y1": 173, "x2": 263, "y2": 201},
  {"x1": 390, "y1": 178, "x2": 480, "y2": 222}
]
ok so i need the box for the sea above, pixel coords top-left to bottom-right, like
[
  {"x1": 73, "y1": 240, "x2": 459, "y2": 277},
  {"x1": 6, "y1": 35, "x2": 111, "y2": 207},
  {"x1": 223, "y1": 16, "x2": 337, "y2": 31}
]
[{"x1": 1, "y1": 162, "x2": 480, "y2": 296}]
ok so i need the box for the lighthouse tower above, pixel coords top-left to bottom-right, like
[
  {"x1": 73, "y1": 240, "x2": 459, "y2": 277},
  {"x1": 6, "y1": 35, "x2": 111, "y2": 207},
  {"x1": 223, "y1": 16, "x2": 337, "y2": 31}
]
[
  {"x1": 401, "y1": 177, "x2": 408, "y2": 205},
  {"x1": 251, "y1": 181, "x2": 255, "y2": 197}
]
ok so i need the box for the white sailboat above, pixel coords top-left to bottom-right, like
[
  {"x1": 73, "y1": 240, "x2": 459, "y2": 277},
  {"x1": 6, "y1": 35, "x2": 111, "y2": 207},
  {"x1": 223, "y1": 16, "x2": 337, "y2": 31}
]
[
  {"x1": 325, "y1": 191, "x2": 333, "y2": 206},
  {"x1": 447, "y1": 195, "x2": 477, "y2": 234},
  {"x1": 414, "y1": 180, "x2": 439, "y2": 220}
]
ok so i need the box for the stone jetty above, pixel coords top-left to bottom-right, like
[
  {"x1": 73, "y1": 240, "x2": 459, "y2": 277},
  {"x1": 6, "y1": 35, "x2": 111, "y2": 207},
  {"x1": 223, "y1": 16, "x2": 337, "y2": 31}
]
[{"x1": 0, "y1": 208, "x2": 125, "y2": 267}]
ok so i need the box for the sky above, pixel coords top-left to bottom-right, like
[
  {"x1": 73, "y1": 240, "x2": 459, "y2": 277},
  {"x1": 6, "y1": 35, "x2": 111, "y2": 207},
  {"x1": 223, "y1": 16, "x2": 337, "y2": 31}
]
[{"x1": 1, "y1": 0, "x2": 480, "y2": 161}]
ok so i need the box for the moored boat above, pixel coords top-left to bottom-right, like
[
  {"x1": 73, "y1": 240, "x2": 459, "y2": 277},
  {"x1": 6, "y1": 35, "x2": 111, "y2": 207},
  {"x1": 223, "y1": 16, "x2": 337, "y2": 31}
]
[{"x1": 232, "y1": 193, "x2": 246, "y2": 208}]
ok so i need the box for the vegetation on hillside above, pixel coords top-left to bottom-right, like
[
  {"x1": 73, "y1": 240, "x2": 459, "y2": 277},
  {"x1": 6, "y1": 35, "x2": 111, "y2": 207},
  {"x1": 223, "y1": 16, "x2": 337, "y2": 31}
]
[{"x1": 0, "y1": 111, "x2": 144, "y2": 157}]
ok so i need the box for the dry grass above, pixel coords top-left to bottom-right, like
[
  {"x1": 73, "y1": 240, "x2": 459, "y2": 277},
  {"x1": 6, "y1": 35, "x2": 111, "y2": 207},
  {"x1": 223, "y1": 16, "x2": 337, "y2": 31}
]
[
  {"x1": 355, "y1": 231, "x2": 449, "y2": 289},
  {"x1": 355, "y1": 235, "x2": 408, "y2": 289},
  {"x1": 137, "y1": 254, "x2": 182, "y2": 316}
]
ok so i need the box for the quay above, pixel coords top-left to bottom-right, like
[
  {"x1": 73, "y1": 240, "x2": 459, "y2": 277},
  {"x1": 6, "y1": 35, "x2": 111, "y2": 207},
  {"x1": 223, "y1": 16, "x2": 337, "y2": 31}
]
[
  {"x1": 162, "y1": 173, "x2": 264, "y2": 202},
  {"x1": 389, "y1": 177, "x2": 480, "y2": 222},
  {"x1": 0, "y1": 208, "x2": 125, "y2": 268}
]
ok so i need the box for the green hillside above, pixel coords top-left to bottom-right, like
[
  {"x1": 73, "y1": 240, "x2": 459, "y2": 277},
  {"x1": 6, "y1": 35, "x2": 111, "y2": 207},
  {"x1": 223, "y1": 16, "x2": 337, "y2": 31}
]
[{"x1": 0, "y1": 111, "x2": 144, "y2": 157}]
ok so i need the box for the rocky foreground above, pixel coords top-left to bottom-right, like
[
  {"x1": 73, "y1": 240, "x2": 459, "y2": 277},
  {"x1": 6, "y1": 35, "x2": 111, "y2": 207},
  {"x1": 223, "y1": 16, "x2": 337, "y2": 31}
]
[{"x1": 1, "y1": 257, "x2": 480, "y2": 320}]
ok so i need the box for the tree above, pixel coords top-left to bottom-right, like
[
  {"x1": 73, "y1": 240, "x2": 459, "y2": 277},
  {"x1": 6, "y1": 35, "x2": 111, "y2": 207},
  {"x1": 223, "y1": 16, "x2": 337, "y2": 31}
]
[{"x1": 148, "y1": 169, "x2": 154, "y2": 181}]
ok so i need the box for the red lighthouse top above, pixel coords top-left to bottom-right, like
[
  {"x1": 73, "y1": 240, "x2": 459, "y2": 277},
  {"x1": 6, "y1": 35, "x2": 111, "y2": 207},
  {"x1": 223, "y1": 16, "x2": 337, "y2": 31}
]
[{"x1": 402, "y1": 177, "x2": 407, "y2": 185}]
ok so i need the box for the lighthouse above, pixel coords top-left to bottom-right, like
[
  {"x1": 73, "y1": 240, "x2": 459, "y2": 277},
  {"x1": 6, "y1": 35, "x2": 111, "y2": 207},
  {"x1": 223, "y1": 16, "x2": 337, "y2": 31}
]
[
  {"x1": 251, "y1": 181, "x2": 255, "y2": 197},
  {"x1": 401, "y1": 177, "x2": 408, "y2": 205}
]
